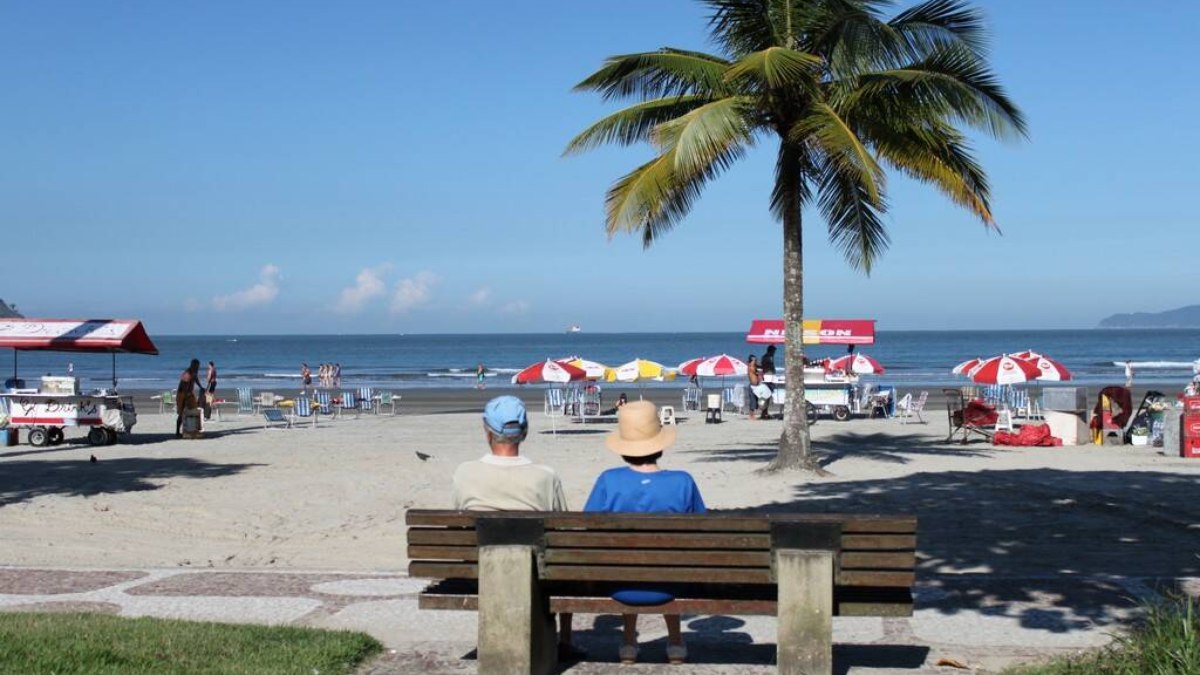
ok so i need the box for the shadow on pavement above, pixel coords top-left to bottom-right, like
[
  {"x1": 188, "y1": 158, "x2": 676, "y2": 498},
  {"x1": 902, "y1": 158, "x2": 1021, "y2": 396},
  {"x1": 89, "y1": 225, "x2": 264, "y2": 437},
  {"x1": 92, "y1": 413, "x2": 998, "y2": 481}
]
[{"x1": 0, "y1": 457, "x2": 261, "y2": 506}]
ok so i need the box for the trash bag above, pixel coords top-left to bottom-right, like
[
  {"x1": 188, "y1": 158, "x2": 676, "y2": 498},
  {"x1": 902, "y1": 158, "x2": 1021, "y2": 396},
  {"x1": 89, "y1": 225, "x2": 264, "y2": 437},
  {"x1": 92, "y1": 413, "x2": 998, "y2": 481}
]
[{"x1": 995, "y1": 423, "x2": 1062, "y2": 447}]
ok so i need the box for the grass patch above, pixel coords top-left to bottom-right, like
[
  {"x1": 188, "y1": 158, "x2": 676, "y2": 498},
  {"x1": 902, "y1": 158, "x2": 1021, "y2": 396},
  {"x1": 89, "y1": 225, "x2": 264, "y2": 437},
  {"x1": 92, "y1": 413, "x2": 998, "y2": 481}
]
[
  {"x1": 1006, "y1": 594, "x2": 1200, "y2": 675},
  {"x1": 0, "y1": 612, "x2": 382, "y2": 675}
]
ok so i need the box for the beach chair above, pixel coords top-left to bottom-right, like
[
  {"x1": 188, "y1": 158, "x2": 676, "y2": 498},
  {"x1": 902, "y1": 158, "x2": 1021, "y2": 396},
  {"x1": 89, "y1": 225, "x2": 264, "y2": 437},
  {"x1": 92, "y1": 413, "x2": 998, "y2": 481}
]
[
  {"x1": 236, "y1": 387, "x2": 255, "y2": 415},
  {"x1": 705, "y1": 394, "x2": 723, "y2": 423},
  {"x1": 262, "y1": 408, "x2": 291, "y2": 429},
  {"x1": 153, "y1": 391, "x2": 175, "y2": 414},
  {"x1": 291, "y1": 397, "x2": 316, "y2": 428},
  {"x1": 896, "y1": 391, "x2": 928, "y2": 424},
  {"x1": 340, "y1": 391, "x2": 360, "y2": 419},
  {"x1": 314, "y1": 391, "x2": 334, "y2": 417},
  {"x1": 944, "y1": 389, "x2": 996, "y2": 444},
  {"x1": 256, "y1": 391, "x2": 279, "y2": 410},
  {"x1": 378, "y1": 391, "x2": 398, "y2": 415},
  {"x1": 722, "y1": 386, "x2": 747, "y2": 415},
  {"x1": 580, "y1": 385, "x2": 602, "y2": 419},
  {"x1": 358, "y1": 387, "x2": 376, "y2": 415},
  {"x1": 682, "y1": 387, "x2": 702, "y2": 411},
  {"x1": 544, "y1": 388, "x2": 565, "y2": 436}
]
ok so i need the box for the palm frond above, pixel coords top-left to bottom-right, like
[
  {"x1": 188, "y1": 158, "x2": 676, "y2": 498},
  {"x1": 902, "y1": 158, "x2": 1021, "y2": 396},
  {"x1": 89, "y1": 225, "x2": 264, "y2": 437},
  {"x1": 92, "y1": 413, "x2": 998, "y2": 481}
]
[
  {"x1": 790, "y1": 103, "x2": 883, "y2": 204},
  {"x1": 563, "y1": 95, "x2": 713, "y2": 155},
  {"x1": 605, "y1": 140, "x2": 745, "y2": 247},
  {"x1": 573, "y1": 49, "x2": 730, "y2": 102},
  {"x1": 852, "y1": 42, "x2": 1027, "y2": 140},
  {"x1": 868, "y1": 120, "x2": 995, "y2": 226},
  {"x1": 651, "y1": 96, "x2": 755, "y2": 176},
  {"x1": 725, "y1": 46, "x2": 823, "y2": 92},
  {"x1": 890, "y1": 0, "x2": 989, "y2": 57},
  {"x1": 815, "y1": 157, "x2": 891, "y2": 272},
  {"x1": 703, "y1": 0, "x2": 778, "y2": 55}
]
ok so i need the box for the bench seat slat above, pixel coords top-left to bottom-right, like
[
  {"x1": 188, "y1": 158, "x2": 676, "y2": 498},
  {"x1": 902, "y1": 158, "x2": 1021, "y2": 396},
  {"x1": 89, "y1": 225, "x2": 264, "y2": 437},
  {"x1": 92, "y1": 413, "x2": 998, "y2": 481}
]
[
  {"x1": 407, "y1": 545, "x2": 478, "y2": 561},
  {"x1": 544, "y1": 565, "x2": 770, "y2": 584},
  {"x1": 405, "y1": 510, "x2": 916, "y2": 534},
  {"x1": 837, "y1": 570, "x2": 915, "y2": 586},
  {"x1": 546, "y1": 549, "x2": 768, "y2": 567},
  {"x1": 840, "y1": 552, "x2": 916, "y2": 569},
  {"x1": 407, "y1": 529, "x2": 476, "y2": 546},
  {"x1": 546, "y1": 532, "x2": 770, "y2": 550}
]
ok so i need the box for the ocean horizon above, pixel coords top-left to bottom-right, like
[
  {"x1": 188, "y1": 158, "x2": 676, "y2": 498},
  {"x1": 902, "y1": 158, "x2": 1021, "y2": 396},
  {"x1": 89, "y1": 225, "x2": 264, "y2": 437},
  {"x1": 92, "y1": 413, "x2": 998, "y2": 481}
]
[{"x1": 8, "y1": 329, "x2": 1199, "y2": 393}]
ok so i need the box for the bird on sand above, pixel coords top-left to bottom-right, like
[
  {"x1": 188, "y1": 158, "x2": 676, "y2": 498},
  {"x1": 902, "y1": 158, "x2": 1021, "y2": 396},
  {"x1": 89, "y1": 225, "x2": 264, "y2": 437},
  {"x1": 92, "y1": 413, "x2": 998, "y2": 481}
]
[{"x1": 415, "y1": 451, "x2": 431, "y2": 461}]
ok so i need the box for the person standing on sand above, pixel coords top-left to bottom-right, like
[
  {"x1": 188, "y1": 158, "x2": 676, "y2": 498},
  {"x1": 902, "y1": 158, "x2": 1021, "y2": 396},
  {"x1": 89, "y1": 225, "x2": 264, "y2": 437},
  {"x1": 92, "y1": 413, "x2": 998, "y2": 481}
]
[
  {"x1": 746, "y1": 354, "x2": 761, "y2": 419},
  {"x1": 450, "y1": 396, "x2": 581, "y2": 661},
  {"x1": 203, "y1": 361, "x2": 218, "y2": 420},
  {"x1": 176, "y1": 359, "x2": 202, "y2": 438},
  {"x1": 333, "y1": 363, "x2": 341, "y2": 388},
  {"x1": 583, "y1": 401, "x2": 705, "y2": 665},
  {"x1": 1124, "y1": 360, "x2": 1134, "y2": 389},
  {"x1": 301, "y1": 363, "x2": 312, "y2": 394},
  {"x1": 476, "y1": 362, "x2": 486, "y2": 390}
]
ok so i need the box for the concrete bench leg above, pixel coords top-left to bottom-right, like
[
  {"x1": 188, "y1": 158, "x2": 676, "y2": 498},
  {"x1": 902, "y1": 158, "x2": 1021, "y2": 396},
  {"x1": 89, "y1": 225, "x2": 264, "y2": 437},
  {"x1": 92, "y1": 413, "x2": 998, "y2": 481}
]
[
  {"x1": 477, "y1": 544, "x2": 556, "y2": 675},
  {"x1": 772, "y1": 521, "x2": 839, "y2": 675}
]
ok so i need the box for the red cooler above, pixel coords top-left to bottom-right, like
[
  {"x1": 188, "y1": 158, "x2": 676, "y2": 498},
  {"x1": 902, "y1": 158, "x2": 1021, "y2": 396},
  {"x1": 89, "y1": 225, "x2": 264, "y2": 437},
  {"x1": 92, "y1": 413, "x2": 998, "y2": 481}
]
[{"x1": 1183, "y1": 412, "x2": 1200, "y2": 458}]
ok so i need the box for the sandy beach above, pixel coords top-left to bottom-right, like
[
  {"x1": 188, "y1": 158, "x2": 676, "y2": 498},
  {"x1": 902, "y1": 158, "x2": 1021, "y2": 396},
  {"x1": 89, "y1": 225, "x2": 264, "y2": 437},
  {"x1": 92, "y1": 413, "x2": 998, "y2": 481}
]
[{"x1": 3, "y1": 395, "x2": 1198, "y2": 579}]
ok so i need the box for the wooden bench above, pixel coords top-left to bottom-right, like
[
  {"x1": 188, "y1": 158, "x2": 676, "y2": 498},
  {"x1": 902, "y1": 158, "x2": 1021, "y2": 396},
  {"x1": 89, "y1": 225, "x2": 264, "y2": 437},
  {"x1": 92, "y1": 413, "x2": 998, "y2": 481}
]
[{"x1": 407, "y1": 509, "x2": 918, "y2": 675}]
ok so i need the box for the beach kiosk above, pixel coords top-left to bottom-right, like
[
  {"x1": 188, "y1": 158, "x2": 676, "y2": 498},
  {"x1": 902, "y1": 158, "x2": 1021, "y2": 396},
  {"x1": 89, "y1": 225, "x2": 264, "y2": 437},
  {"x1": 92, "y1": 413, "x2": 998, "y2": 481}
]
[
  {"x1": 747, "y1": 319, "x2": 878, "y2": 420},
  {"x1": 0, "y1": 319, "x2": 158, "y2": 447}
]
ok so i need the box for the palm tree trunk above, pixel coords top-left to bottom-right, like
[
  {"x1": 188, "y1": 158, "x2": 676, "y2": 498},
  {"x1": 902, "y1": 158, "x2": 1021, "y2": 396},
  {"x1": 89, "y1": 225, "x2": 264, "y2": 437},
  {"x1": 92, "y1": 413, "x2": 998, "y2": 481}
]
[{"x1": 767, "y1": 142, "x2": 816, "y2": 472}]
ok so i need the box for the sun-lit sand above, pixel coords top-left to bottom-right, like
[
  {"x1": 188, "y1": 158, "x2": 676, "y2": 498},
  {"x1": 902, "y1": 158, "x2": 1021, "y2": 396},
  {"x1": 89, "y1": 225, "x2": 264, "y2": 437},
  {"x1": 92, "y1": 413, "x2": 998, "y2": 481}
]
[{"x1": 3, "y1": 404, "x2": 1199, "y2": 581}]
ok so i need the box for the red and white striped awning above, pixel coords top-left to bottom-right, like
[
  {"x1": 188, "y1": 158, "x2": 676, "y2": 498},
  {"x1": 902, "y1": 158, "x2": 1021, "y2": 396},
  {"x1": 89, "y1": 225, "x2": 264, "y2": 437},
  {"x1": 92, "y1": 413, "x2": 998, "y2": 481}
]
[{"x1": 0, "y1": 319, "x2": 158, "y2": 354}]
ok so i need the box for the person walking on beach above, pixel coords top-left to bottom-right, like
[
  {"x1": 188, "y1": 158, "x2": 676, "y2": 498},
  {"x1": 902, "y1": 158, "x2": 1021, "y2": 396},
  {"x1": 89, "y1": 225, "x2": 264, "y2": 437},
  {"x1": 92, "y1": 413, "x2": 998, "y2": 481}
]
[
  {"x1": 176, "y1": 359, "x2": 203, "y2": 438},
  {"x1": 333, "y1": 363, "x2": 341, "y2": 388},
  {"x1": 746, "y1": 354, "x2": 761, "y2": 419},
  {"x1": 760, "y1": 345, "x2": 777, "y2": 389},
  {"x1": 475, "y1": 362, "x2": 486, "y2": 390},
  {"x1": 583, "y1": 400, "x2": 705, "y2": 665},
  {"x1": 450, "y1": 396, "x2": 581, "y2": 660},
  {"x1": 301, "y1": 363, "x2": 312, "y2": 394},
  {"x1": 203, "y1": 361, "x2": 218, "y2": 420},
  {"x1": 1124, "y1": 360, "x2": 1134, "y2": 389}
]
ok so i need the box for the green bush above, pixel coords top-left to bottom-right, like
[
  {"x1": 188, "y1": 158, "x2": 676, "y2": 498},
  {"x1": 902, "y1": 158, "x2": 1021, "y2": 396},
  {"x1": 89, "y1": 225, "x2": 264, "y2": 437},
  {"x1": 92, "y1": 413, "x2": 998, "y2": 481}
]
[
  {"x1": 0, "y1": 612, "x2": 382, "y2": 675},
  {"x1": 1008, "y1": 594, "x2": 1200, "y2": 675}
]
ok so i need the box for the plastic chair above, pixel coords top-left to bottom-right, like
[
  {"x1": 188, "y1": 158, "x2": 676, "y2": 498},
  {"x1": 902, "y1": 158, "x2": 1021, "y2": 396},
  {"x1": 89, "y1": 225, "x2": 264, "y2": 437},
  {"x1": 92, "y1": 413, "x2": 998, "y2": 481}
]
[
  {"x1": 682, "y1": 387, "x2": 702, "y2": 411},
  {"x1": 705, "y1": 394, "x2": 722, "y2": 424},
  {"x1": 659, "y1": 405, "x2": 676, "y2": 426},
  {"x1": 544, "y1": 388, "x2": 565, "y2": 436},
  {"x1": 378, "y1": 391, "x2": 398, "y2": 415},
  {"x1": 896, "y1": 391, "x2": 928, "y2": 424},
  {"x1": 155, "y1": 391, "x2": 176, "y2": 414}
]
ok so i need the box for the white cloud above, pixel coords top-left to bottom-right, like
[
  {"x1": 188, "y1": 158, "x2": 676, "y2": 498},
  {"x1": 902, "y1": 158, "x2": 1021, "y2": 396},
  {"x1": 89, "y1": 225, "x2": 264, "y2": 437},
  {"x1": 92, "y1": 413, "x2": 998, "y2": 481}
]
[
  {"x1": 499, "y1": 300, "x2": 530, "y2": 315},
  {"x1": 212, "y1": 265, "x2": 281, "y2": 312},
  {"x1": 390, "y1": 271, "x2": 439, "y2": 314},
  {"x1": 334, "y1": 265, "x2": 389, "y2": 314},
  {"x1": 468, "y1": 287, "x2": 492, "y2": 306}
]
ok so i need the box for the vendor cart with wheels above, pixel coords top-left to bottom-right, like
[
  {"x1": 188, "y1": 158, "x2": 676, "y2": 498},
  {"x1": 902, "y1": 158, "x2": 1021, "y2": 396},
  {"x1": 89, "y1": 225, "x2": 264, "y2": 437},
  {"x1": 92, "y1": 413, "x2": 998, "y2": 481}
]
[{"x1": 0, "y1": 319, "x2": 158, "y2": 448}]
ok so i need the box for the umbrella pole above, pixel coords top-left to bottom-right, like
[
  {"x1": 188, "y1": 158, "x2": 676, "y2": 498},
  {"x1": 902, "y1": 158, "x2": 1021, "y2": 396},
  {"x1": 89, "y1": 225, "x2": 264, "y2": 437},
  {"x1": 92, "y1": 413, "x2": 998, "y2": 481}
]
[{"x1": 112, "y1": 353, "x2": 118, "y2": 391}]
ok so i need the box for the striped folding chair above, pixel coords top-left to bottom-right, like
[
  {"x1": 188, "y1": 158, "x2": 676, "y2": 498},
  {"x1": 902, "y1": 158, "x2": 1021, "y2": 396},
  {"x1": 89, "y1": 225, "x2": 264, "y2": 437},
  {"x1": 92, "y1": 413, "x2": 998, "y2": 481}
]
[
  {"x1": 314, "y1": 391, "x2": 333, "y2": 417},
  {"x1": 237, "y1": 387, "x2": 255, "y2": 415},
  {"x1": 358, "y1": 387, "x2": 376, "y2": 415},
  {"x1": 292, "y1": 396, "x2": 317, "y2": 428},
  {"x1": 340, "y1": 391, "x2": 360, "y2": 419}
]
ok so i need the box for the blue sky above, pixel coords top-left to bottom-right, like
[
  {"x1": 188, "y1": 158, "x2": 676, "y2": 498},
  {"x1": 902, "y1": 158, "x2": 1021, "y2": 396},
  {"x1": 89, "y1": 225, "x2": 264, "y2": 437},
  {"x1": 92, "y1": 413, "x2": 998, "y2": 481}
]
[{"x1": 3, "y1": 1, "x2": 1198, "y2": 334}]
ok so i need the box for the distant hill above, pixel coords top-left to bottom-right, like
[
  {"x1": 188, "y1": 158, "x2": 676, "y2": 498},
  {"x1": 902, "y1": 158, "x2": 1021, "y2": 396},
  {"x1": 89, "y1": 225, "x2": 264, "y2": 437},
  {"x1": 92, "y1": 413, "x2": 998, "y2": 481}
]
[
  {"x1": 0, "y1": 299, "x2": 20, "y2": 318},
  {"x1": 1099, "y1": 305, "x2": 1200, "y2": 328}
]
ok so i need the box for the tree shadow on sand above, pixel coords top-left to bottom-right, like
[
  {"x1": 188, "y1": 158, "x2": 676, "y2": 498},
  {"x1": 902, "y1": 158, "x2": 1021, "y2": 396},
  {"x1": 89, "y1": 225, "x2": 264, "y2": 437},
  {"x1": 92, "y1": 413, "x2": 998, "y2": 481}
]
[
  {"x1": 683, "y1": 432, "x2": 991, "y2": 467},
  {"x1": 0, "y1": 457, "x2": 260, "y2": 507},
  {"x1": 729, "y1": 468, "x2": 1200, "y2": 633}
]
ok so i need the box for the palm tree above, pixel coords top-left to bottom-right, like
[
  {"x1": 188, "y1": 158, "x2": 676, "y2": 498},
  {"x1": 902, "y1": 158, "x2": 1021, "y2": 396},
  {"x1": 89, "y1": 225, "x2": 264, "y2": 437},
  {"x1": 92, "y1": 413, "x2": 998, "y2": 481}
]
[{"x1": 566, "y1": 0, "x2": 1025, "y2": 470}]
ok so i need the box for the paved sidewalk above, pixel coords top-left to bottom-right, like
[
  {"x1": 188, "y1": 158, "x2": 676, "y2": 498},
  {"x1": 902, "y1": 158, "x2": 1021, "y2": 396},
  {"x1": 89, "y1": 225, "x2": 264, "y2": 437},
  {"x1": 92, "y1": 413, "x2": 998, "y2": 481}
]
[{"x1": 2, "y1": 566, "x2": 1194, "y2": 674}]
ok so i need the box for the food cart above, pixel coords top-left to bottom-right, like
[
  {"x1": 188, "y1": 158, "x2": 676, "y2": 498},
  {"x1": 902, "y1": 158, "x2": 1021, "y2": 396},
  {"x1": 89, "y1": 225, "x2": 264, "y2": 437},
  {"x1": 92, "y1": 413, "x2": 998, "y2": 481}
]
[
  {"x1": 747, "y1": 319, "x2": 877, "y2": 421},
  {"x1": 0, "y1": 319, "x2": 158, "y2": 447}
]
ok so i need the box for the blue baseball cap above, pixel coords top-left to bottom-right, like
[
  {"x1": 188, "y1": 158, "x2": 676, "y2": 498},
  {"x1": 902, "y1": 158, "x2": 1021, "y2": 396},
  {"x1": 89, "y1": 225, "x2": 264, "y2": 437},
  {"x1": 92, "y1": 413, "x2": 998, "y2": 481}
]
[{"x1": 483, "y1": 396, "x2": 528, "y2": 440}]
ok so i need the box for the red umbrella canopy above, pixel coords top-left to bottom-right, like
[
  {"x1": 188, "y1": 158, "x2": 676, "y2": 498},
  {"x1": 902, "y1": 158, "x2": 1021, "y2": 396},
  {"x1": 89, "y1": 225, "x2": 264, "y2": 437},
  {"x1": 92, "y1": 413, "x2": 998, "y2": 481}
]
[
  {"x1": 828, "y1": 353, "x2": 886, "y2": 375},
  {"x1": 512, "y1": 359, "x2": 586, "y2": 384},
  {"x1": 1027, "y1": 355, "x2": 1072, "y2": 381},
  {"x1": 679, "y1": 354, "x2": 748, "y2": 377},
  {"x1": 952, "y1": 358, "x2": 984, "y2": 376},
  {"x1": 971, "y1": 355, "x2": 1040, "y2": 385}
]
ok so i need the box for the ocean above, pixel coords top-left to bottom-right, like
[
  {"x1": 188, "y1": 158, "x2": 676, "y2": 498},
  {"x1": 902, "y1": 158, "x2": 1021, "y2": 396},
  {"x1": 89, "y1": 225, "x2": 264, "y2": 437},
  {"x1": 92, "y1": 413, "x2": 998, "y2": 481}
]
[{"x1": 7, "y1": 330, "x2": 1199, "y2": 393}]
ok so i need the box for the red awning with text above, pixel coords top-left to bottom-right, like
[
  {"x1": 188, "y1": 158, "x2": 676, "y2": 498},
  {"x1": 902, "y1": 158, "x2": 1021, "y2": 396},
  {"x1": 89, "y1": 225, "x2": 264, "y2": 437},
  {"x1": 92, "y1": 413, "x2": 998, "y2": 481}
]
[
  {"x1": 746, "y1": 319, "x2": 875, "y2": 346},
  {"x1": 0, "y1": 319, "x2": 159, "y2": 354}
]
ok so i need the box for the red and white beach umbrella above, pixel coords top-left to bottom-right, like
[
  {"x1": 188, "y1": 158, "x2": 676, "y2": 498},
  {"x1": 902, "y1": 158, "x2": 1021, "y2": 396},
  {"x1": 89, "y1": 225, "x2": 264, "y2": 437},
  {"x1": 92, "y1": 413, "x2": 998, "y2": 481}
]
[
  {"x1": 512, "y1": 359, "x2": 587, "y2": 384},
  {"x1": 1011, "y1": 350, "x2": 1042, "y2": 361},
  {"x1": 828, "y1": 353, "x2": 886, "y2": 375},
  {"x1": 1027, "y1": 355, "x2": 1072, "y2": 381},
  {"x1": 555, "y1": 356, "x2": 609, "y2": 380},
  {"x1": 678, "y1": 354, "x2": 748, "y2": 377},
  {"x1": 970, "y1": 355, "x2": 1040, "y2": 385},
  {"x1": 952, "y1": 358, "x2": 984, "y2": 376}
]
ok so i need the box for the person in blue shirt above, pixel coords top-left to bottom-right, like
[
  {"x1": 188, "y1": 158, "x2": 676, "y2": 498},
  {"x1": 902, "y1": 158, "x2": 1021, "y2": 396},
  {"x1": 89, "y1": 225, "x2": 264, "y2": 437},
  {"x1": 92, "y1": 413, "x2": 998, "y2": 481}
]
[{"x1": 583, "y1": 400, "x2": 706, "y2": 665}]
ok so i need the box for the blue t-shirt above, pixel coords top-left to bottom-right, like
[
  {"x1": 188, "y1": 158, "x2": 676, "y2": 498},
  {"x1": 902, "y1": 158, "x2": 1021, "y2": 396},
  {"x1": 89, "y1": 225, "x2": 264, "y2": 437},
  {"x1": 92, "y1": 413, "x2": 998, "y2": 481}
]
[{"x1": 583, "y1": 466, "x2": 706, "y2": 514}]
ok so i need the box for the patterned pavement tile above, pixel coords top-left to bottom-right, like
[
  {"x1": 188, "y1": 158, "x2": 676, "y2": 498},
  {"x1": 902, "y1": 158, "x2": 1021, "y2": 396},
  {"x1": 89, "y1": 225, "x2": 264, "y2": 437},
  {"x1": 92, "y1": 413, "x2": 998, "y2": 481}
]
[
  {"x1": 0, "y1": 569, "x2": 146, "y2": 595},
  {"x1": 1, "y1": 601, "x2": 122, "y2": 614},
  {"x1": 124, "y1": 572, "x2": 379, "y2": 597}
]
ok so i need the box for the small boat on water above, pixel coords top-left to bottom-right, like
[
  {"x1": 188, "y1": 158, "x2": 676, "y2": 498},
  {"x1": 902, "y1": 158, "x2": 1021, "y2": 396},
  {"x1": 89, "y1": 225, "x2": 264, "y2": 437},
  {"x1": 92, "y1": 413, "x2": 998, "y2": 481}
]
[{"x1": 566, "y1": 324, "x2": 582, "y2": 334}]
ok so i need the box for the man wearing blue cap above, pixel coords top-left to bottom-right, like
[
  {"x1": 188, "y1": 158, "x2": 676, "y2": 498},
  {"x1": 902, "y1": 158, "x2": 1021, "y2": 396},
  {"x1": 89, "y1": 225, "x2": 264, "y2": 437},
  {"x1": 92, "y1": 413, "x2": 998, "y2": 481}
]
[
  {"x1": 452, "y1": 396, "x2": 579, "y2": 658},
  {"x1": 452, "y1": 395, "x2": 567, "y2": 512}
]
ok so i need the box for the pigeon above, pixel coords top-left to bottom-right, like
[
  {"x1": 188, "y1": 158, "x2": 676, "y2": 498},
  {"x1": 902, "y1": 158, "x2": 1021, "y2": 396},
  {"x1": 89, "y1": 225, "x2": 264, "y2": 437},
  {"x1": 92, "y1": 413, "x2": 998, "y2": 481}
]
[
  {"x1": 90, "y1": 454, "x2": 97, "y2": 463},
  {"x1": 415, "y1": 451, "x2": 431, "y2": 461}
]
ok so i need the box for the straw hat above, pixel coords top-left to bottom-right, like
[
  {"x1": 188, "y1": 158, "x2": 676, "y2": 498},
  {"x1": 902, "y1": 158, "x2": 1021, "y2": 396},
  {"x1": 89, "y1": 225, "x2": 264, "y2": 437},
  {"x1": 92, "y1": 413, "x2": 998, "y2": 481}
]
[{"x1": 605, "y1": 400, "x2": 676, "y2": 457}]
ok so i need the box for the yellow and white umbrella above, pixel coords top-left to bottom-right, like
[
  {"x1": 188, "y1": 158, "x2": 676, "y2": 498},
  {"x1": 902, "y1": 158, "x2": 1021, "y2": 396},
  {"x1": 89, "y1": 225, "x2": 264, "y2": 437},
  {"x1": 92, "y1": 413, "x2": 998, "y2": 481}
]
[{"x1": 608, "y1": 358, "x2": 676, "y2": 383}]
